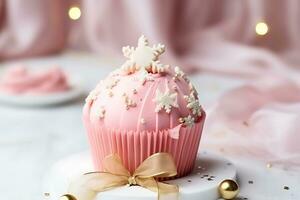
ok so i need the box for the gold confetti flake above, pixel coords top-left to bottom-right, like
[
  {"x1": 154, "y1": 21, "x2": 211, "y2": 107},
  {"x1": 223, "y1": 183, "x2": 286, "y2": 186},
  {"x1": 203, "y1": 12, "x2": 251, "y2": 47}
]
[
  {"x1": 284, "y1": 186, "x2": 289, "y2": 190},
  {"x1": 266, "y1": 163, "x2": 272, "y2": 168},
  {"x1": 243, "y1": 121, "x2": 249, "y2": 126}
]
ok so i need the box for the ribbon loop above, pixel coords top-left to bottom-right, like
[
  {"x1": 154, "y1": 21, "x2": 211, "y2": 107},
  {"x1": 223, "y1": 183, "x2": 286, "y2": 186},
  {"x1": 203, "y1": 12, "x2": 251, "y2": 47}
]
[
  {"x1": 134, "y1": 152, "x2": 178, "y2": 179},
  {"x1": 103, "y1": 154, "x2": 131, "y2": 177}
]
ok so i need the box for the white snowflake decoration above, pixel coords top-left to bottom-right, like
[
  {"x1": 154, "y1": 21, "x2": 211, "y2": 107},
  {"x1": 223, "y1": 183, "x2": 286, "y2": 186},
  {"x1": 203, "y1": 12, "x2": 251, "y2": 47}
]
[
  {"x1": 153, "y1": 87, "x2": 178, "y2": 113},
  {"x1": 183, "y1": 115, "x2": 195, "y2": 127},
  {"x1": 184, "y1": 92, "x2": 202, "y2": 116},
  {"x1": 121, "y1": 35, "x2": 166, "y2": 74}
]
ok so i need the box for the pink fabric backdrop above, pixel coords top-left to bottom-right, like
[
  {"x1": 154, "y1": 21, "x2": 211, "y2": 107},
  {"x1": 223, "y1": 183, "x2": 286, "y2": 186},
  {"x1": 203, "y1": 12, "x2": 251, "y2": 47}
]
[{"x1": 0, "y1": 0, "x2": 299, "y2": 168}]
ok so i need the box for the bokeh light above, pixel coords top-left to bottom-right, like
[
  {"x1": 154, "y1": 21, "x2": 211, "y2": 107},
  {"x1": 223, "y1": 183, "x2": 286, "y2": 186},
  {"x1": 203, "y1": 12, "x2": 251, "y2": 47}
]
[
  {"x1": 68, "y1": 6, "x2": 81, "y2": 21},
  {"x1": 255, "y1": 22, "x2": 269, "y2": 36}
]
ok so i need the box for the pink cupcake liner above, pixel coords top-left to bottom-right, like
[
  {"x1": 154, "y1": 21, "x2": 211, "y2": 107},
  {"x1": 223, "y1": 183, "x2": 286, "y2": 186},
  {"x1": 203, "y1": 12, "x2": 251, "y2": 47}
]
[{"x1": 85, "y1": 118, "x2": 205, "y2": 177}]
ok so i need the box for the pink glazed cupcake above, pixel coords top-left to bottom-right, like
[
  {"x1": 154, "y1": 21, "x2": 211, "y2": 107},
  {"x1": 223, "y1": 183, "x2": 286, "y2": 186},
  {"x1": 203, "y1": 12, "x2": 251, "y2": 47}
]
[{"x1": 83, "y1": 36, "x2": 205, "y2": 177}]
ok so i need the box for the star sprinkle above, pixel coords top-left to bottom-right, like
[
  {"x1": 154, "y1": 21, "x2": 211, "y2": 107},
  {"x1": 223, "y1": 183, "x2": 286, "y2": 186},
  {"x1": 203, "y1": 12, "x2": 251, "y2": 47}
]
[
  {"x1": 174, "y1": 66, "x2": 185, "y2": 78},
  {"x1": 178, "y1": 117, "x2": 184, "y2": 123},
  {"x1": 109, "y1": 68, "x2": 122, "y2": 77},
  {"x1": 140, "y1": 118, "x2": 146, "y2": 124},
  {"x1": 85, "y1": 85, "x2": 101, "y2": 104},
  {"x1": 153, "y1": 87, "x2": 178, "y2": 113},
  {"x1": 96, "y1": 106, "x2": 106, "y2": 119},
  {"x1": 123, "y1": 93, "x2": 137, "y2": 110},
  {"x1": 188, "y1": 82, "x2": 198, "y2": 96},
  {"x1": 107, "y1": 89, "x2": 114, "y2": 97},
  {"x1": 182, "y1": 115, "x2": 195, "y2": 127},
  {"x1": 189, "y1": 82, "x2": 195, "y2": 91},
  {"x1": 104, "y1": 77, "x2": 119, "y2": 89},
  {"x1": 132, "y1": 88, "x2": 138, "y2": 94},
  {"x1": 121, "y1": 35, "x2": 166, "y2": 74},
  {"x1": 184, "y1": 92, "x2": 202, "y2": 116},
  {"x1": 85, "y1": 90, "x2": 98, "y2": 104}
]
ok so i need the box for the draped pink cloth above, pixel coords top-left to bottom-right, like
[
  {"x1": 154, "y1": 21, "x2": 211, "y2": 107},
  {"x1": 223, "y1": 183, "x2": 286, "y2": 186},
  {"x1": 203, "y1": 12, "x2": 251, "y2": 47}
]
[
  {"x1": 203, "y1": 72, "x2": 300, "y2": 169},
  {"x1": 0, "y1": 0, "x2": 300, "y2": 167}
]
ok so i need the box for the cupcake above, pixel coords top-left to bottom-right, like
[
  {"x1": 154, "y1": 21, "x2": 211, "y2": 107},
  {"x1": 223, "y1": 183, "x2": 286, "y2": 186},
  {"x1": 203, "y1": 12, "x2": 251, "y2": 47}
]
[{"x1": 83, "y1": 35, "x2": 205, "y2": 177}]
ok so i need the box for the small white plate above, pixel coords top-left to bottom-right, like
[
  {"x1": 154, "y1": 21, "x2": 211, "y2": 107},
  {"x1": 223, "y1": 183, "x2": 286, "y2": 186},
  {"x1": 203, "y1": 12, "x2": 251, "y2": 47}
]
[{"x1": 0, "y1": 83, "x2": 83, "y2": 107}]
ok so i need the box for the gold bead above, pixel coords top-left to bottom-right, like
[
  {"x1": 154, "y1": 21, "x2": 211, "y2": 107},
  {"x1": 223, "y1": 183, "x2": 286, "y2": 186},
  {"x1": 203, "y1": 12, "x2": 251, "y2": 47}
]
[
  {"x1": 218, "y1": 179, "x2": 239, "y2": 199},
  {"x1": 60, "y1": 194, "x2": 77, "y2": 200}
]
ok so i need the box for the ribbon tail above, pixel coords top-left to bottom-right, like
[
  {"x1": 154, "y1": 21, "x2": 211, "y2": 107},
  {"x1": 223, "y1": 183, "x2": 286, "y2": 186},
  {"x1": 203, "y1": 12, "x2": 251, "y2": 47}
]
[
  {"x1": 137, "y1": 178, "x2": 179, "y2": 200},
  {"x1": 68, "y1": 175, "x2": 97, "y2": 200},
  {"x1": 157, "y1": 181, "x2": 179, "y2": 194},
  {"x1": 157, "y1": 182, "x2": 179, "y2": 200},
  {"x1": 67, "y1": 172, "x2": 128, "y2": 200}
]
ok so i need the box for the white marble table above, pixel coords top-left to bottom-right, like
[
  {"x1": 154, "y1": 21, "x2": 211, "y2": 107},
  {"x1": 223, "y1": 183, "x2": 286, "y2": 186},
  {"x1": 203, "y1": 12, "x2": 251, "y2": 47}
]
[{"x1": 0, "y1": 52, "x2": 299, "y2": 200}]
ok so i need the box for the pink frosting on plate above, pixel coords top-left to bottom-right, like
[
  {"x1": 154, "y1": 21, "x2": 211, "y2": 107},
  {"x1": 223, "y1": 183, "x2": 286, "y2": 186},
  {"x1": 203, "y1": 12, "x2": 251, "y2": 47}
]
[{"x1": 0, "y1": 66, "x2": 70, "y2": 95}]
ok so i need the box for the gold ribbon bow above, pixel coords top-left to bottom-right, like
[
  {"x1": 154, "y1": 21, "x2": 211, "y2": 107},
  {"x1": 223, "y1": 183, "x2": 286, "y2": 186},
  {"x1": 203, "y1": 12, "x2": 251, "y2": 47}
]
[{"x1": 63, "y1": 153, "x2": 179, "y2": 200}]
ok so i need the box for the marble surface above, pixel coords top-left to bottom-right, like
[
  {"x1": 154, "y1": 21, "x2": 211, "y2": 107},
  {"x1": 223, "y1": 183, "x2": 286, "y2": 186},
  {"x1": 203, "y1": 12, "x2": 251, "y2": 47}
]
[{"x1": 0, "y1": 52, "x2": 299, "y2": 200}]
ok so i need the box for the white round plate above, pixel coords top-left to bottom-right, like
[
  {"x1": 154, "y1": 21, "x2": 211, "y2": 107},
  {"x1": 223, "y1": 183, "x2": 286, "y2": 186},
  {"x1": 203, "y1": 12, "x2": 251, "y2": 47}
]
[
  {"x1": 0, "y1": 84, "x2": 83, "y2": 107},
  {"x1": 43, "y1": 151, "x2": 237, "y2": 200}
]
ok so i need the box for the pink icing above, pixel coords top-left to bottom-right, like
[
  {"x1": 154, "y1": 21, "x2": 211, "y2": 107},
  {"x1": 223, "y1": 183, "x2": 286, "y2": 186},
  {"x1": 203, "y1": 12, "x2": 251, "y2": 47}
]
[
  {"x1": 0, "y1": 66, "x2": 70, "y2": 95},
  {"x1": 83, "y1": 67, "x2": 204, "y2": 132}
]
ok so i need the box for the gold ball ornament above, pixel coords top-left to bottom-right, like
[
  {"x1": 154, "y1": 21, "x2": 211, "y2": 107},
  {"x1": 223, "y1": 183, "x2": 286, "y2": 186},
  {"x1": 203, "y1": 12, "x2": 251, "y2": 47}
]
[
  {"x1": 218, "y1": 179, "x2": 239, "y2": 199},
  {"x1": 59, "y1": 194, "x2": 77, "y2": 200}
]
